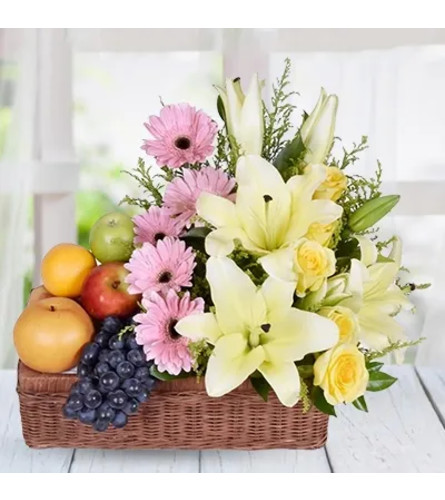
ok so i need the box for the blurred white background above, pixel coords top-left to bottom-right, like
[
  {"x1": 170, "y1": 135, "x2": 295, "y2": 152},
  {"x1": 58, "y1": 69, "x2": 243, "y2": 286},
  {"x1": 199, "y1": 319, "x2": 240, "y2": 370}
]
[{"x1": 1, "y1": 28, "x2": 444, "y2": 368}]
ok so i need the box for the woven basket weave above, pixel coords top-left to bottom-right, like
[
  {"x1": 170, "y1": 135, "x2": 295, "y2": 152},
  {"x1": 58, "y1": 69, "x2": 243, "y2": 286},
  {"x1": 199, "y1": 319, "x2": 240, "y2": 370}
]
[{"x1": 17, "y1": 362, "x2": 329, "y2": 450}]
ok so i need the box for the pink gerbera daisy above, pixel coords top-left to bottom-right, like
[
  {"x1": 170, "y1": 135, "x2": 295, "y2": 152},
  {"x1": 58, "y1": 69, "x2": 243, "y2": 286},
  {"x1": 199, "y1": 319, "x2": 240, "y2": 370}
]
[
  {"x1": 163, "y1": 166, "x2": 236, "y2": 226},
  {"x1": 125, "y1": 237, "x2": 196, "y2": 296},
  {"x1": 134, "y1": 290, "x2": 204, "y2": 375},
  {"x1": 142, "y1": 103, "x2": 218, "y2": 168},
  {"x1": 133, "y1": 206, "x2": 184, "y2": 245}
]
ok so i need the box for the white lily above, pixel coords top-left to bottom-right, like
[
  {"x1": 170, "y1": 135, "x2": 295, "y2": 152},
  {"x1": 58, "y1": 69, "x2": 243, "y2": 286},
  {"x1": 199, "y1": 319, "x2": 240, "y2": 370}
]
[
  {"x1": 217, "y1": 74, "x2": 264, "y2": 155},
  {"x1": 176, "y1": 257, "x2": 339, "y2": 407},
  {"x1": 340, "y1": 237, "x2": 413, "y2": 360},
  {"x1": 197, "y1": 155, "x2": 342, "y2": 257},
  {"x1": 300, "y1": 88, "x2": 338, "y2": 165}
]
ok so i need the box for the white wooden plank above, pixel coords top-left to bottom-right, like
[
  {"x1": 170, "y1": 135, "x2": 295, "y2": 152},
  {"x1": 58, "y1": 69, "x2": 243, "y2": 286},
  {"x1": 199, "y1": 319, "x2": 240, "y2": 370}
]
[
  {"x1": 416, "y1": 367, "x2": 445, "y2": 425},
  {"x1": 201, "y1": 449, "x2": 330, "y2": 473},
  {"x1": 0, "y1": 371, "x2": 74, "y2": 473},
  {"x1": 326, "y1": 365, "x2": 445, "y2": 472},
  {"x1": 70, "y1": 449, "x2": 199, "y2": 473}
]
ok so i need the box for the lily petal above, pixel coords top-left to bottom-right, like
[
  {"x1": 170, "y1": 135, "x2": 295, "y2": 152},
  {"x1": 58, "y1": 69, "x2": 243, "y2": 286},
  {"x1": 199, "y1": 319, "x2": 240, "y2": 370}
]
[
  {"x1": 259, "y1": 247, "x2": 295, "y2": 283},
  {"x1": 259, "y1": 361, "x2": 301, "y2": 407},
  {"x1": 175, "y1": 312, "x2": 222, "y2": 345},
  {"x1": 239, "y1": 75, "x2": 264, "y2": 155},
  {"x1": 260, "y1": 276, "x2": 296, "y2": 320},
  {"x1": 197, "y1": 192, "x2": 238, "y2": 229},
  {"x1": 356, "y1": 235, "x2": 378, "y2": 266},
  {"x1": 262, "y1": 308, "x2": 339, "y2": 363},
  {"x1": 206, "y1": 257, "x2": 267, "y2": 334},
  {"x1": 205, "y1": 333, "x2": 265, "y2": 397}
]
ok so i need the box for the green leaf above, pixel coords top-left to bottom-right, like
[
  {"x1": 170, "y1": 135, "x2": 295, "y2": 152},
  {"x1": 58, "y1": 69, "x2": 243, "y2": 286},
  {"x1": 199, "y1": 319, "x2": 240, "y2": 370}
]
[
  {"x1": 366, "y1": 361, "x2": 384, "y2": 373},
  {"x1": 181, "y1": 226, "x2": 211, "y2": 252},
  {"x1": 367, "y1": 371, "x2": 398, "y2": 392},
  {"x1": 312, "y1": 386, "x2": 336, "y2": 416},
  {"x1": 216, "y1": 95, "x2": 226, "y2": 124},
  {"x1": 348, "y1": 194, "x2": 400, "y2": 233},
  {"x1": 149, "y1": 365, "x2": 192, "y2": 381},
  {"x1": 250, "y1": 376, "x2": 271, "y2": 402},
  {"x1": 273, "y1": 133, "x2": 305, "y2": 177},
  {"x1": 352, "y1": 396, "x2": 368, "y2": 412}
]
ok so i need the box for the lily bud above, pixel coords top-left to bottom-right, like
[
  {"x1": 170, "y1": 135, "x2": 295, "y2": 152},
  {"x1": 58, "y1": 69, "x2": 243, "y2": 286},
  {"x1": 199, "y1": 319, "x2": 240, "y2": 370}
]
[
  {"x1": 349, "y1": 195, "x2": 400, "y2": 233},
  {"x1": 217, "y1": 74, "x2": 264, "y2": 155},
  {"x1": 301, "y1": 88, "x2": 338, "y2": 165}
]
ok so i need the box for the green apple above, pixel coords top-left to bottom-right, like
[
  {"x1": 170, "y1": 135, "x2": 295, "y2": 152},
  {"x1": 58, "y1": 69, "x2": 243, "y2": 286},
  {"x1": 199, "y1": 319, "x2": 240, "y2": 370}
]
[{"x1": 89, "y1": 212, "x2": 135, "y2": 263}]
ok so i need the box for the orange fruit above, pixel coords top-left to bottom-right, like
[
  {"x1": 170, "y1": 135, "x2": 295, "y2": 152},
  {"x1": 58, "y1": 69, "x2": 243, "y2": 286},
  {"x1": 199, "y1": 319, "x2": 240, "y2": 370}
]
[
  {"x1": 14, "y1": 297, "x2": 95, "y2": 373},
  {"x1": 28, "y1": 285, "x2": 53, "y2": 305},
  {"x1": 41, "y1": 243, "x2": 96, "y2": 298}
]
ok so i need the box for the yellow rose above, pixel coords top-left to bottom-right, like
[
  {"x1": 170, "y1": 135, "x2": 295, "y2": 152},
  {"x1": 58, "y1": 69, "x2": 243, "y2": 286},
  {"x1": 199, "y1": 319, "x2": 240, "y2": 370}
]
[
  {"x1": 293, "y1": 239, "x2": 336, "y2": 297},
  {"x1": 319, "y1": 306, "x2": 359, "y2": 344},
  {"x1": 305, "y1": 220, "x2": 338, "y2": 247},
  {"x1": 314, "y1": 166, "x2": 347, "y2": 202},
  {"x1": 314, "y1": 344, "x2": 369, "y2": 405}
]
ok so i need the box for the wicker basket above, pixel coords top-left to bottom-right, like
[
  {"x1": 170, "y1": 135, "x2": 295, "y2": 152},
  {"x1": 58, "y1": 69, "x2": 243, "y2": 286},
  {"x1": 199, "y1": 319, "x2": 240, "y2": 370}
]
[{"x1": 17, "y1": 362, "x2": 329, "y2": 450}]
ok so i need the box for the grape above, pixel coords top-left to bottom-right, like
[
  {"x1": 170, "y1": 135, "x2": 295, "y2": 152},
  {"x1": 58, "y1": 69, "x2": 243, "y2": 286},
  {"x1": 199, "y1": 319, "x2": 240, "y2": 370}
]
[
  {"x1": 93, "y1": 418, "x2": 109, "y2": 432},
  {"x1": 79, "y1": 408, "x2": 97, "y2": 425},
  {"x1": 107, "y1": 389, "x2": 128, "y2": 410},
  {"x1": 63, "y1": 404, "x2": 79, "y2": 419},
  {"x1": 78, "y1": 377, "x2": 95, "y2": 395},
  {"x1": 127, "y1": 349, "x2": 146, "y2": 367},
  {"x1": 116, "y1": 361, "x2": 135, "y2": 379},
  {"x1": 77, "y1": 363, "x2": 91, "y2": 378},
  {"x1": 94, "y1": 361, "x2": 110, "y2": 377},
  {"x1": 84, "y1": 389, "x2": 102, "y2": 409},
  {"x1": 94, "y1": 331, "x2": 113, "y2": 348},
  {"x1": 66, "y1": 394, "x2": 84, "y2": 412},
  {"x1": 107, "y1": 350, "x2": 125, "y2": 369},
  {"x1": 81, "y1": 343, "x2": 100, "y2": 365},
  {"x1": 97, "y1": 402, "x2": 116, "y2": 423},
  {"x1": 112, "y1": 411, "x2": 128, "y2": 429},
  {"x1": 126, "y1": 335, "x2": 139, "y2": 351},
  {"x1": 122, "y1": 378, "x2": 141, "y2": 398},
  {"x1": 134, "y1": 366, "x2": 150, "y2": 381},
  {"x1": 98, "y1": 348, "x2": 111, "y2": 364},
  {"x1": 64, "y1": 316, "x2": 158, "y2": 432},
  {"x1": 123, "y1": 398, "x2": 139, "y2": 415},
  {"x1": 99, "y1": 372, "x2": 120, "y2": 392},
  {"x1": 109, "y1": 334, "x2": 125, "y2": 350},
  {"x1": 136, "y1": 388, "x2": 150, "y2": 403},
  {"x1": 102, "y1": 316, "x2": 122, "y2": 334}
]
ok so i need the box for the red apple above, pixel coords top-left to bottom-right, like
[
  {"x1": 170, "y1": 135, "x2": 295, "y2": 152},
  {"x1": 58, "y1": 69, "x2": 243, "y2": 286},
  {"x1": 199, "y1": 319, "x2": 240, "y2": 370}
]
[{"x1": 81, "y1": 262, "x2": 140, "y2": 320}]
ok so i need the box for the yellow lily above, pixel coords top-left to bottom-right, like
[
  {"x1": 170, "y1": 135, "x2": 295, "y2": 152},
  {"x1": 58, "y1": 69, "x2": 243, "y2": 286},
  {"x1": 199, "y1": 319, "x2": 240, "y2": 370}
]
[
  {"x1": 197, "y1": 154, "x2": 342, "y2": 257},
  {"x1": 176, "y1": 257, "x2": 339, "y2": 407}
]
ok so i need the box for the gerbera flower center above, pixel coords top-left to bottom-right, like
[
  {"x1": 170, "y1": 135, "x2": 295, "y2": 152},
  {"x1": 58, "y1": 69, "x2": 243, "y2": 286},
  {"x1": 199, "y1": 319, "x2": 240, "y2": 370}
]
[
  {"x1": 174, "y1": 136, "x2": 191, "y2": 150},
  {"x1": 168, "y1": 319, "x2": 181, "y2": 340},
  {"x1": 154, "y1": 232, "x2": 166, "y2": 241},
  {"x1": 158, "y1": 271, "x2": 172, "y2": 283}
]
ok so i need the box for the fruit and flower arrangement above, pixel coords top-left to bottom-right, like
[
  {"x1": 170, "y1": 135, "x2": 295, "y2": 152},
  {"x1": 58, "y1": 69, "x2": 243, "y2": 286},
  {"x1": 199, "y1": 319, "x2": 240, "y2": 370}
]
[{"x1": 14, "y1": 60, "x2": 426, "y2": 434}]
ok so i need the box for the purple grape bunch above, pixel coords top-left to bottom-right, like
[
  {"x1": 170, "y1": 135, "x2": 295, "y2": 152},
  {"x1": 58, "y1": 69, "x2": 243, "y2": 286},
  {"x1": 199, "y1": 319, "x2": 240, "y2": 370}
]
[{"x1": 63, "y1": 316, "x2": 156, "y2": 432}]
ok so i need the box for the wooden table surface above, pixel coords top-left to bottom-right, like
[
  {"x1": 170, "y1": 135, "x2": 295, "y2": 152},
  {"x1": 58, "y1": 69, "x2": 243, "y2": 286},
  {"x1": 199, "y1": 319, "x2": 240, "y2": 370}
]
[{"x1": 1, "y1": 366, "x2": 445, "y2": 473}]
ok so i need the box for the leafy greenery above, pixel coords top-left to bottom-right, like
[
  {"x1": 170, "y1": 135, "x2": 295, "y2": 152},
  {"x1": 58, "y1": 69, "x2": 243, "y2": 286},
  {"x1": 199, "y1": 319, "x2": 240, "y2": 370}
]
[
  {"x1": 117, "y1": 324, "x2": 135, "y2": 341},
  {"x1": 181, "y1": 226, "x2": 211, "y2": 253},
  {"x1": 312, "y1": 386, "x2": 336, "y2": 416},
  {"x1": 299, "y1": 379, "x2": 311, "y2": 413},
  {"x1": 189, "y1": 339, "x2": 214, "y2": 378},
  {"x1": 263, "y1": 58, "x2": 298, "y2": 164},
  {"x1": 214, "y1": 111, "x2": 240, "y2": 175},
  {"x1": 250, "y1": 375, "x2": 272, "y2": 402},
  {"x1": 149, "y1": 364, "x2": 192, "y2": 381},
  {"x1": 365, "y1": 337, "x2": 426, "y2": 362},
  {"x1": 120, "y1": 157, "x2": 164, "y2": 210},
  {"x1": 331, "y1": 135, "x2": 369, "y2": 171},
  {"x1": 367, "y1": 370, "x2": 398, "y2": 392},
  {"x1": 352, "y1": 396, "x2": 368, "y2": 412}
]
